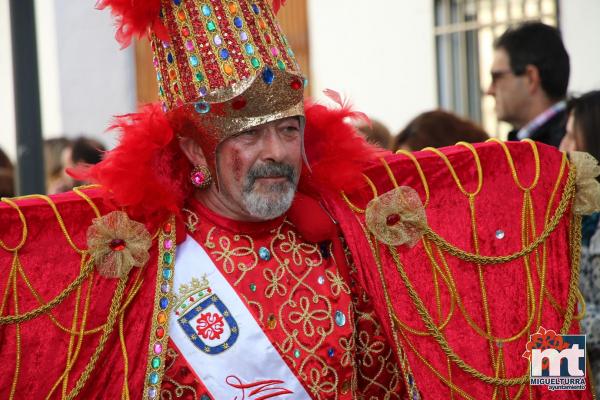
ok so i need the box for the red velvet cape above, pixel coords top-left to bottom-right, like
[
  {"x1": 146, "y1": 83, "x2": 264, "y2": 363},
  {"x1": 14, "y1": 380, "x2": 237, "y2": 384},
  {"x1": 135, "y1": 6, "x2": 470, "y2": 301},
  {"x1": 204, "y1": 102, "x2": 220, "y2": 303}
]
[{"x1": 0, "y1": 103, "x2": 593, "y2": 399}]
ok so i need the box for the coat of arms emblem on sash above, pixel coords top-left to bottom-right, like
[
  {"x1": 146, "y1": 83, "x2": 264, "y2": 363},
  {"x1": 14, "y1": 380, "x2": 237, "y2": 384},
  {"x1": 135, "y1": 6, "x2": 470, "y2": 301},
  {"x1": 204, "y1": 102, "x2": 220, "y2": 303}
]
[{"x1": 174, "y1": 276, "x2": 239, "y2": 354}]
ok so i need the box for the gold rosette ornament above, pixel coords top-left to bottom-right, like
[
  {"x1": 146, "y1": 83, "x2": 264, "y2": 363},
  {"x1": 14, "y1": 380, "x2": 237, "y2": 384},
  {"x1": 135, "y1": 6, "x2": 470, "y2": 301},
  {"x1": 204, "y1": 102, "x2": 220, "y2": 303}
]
[
  {"x1": 366, "y1": 186, "x2": 427, "y2": 247},
  {"x1": 87, "y1": 211, "x2": 152, "y2": 278},
  {"x1": 570, "y1": 151, "x2": 600, "y2": 215}
]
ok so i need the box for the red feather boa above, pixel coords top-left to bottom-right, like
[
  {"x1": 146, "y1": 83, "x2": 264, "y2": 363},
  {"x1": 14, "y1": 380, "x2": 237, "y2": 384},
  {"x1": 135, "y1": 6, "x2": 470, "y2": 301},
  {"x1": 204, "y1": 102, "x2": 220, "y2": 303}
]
[
  {"x1": 271, "y1": 0, "x2": 286, "y2": 14},
  {"x1": 75, "y1": 100, "x2": 382, "y2": 230},
  {"x1": 72, "y1": 104, "x2": 191, "y2": 229},
  {"x1": 301, "y1": 99, "x2": 387, "y2": 196},
  {"x1": 97, "y1": 0, "x2": 168, "y2": 48}
]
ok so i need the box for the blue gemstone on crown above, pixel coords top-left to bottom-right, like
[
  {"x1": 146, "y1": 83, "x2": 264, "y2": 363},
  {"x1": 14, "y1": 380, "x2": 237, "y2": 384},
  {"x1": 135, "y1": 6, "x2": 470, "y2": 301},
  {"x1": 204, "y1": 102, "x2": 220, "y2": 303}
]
[{"x1": 262, "y1": 67, "x2": 274, "y2": 84}]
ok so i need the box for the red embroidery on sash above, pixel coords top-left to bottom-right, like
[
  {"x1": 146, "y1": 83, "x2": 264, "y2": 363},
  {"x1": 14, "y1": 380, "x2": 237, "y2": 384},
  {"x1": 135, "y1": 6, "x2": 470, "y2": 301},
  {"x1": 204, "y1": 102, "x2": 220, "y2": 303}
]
[
  {"x1": 196, "y1": 312, "x2": 225, "y2": 340},
  {"x1": 226, "y1": 375, "x2": 294, "y2": 399}
]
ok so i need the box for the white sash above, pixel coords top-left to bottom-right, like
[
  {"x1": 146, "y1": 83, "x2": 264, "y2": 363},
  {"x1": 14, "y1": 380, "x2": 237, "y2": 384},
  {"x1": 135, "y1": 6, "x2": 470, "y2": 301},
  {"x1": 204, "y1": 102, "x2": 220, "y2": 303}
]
[{"x1": 170, "y1": 235, "x2": 310, "y2": 399}]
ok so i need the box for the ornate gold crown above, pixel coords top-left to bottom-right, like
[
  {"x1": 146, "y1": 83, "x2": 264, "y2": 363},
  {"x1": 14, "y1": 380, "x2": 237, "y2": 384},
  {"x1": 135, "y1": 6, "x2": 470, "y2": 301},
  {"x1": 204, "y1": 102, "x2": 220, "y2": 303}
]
[{"x1": 151, "y1": 0, "x2": 304, "y2": 136}]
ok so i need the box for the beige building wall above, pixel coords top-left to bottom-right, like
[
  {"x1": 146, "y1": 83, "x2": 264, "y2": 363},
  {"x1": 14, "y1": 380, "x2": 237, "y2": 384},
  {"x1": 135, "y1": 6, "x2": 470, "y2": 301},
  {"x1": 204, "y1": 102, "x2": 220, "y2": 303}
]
[
  {"x1": 560, "y1": 0, "x2": 600, "y2": 94},
  {"x1": 307, "y1": 0, "x2": 438, "y2": 136}
]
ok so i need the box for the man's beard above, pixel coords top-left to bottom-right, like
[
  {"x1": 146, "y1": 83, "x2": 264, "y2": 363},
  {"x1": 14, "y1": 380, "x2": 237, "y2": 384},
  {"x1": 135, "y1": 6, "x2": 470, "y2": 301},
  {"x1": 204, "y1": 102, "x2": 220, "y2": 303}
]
[{"x1": 241, "y1": 161, "x2": 299, "y2": 220}]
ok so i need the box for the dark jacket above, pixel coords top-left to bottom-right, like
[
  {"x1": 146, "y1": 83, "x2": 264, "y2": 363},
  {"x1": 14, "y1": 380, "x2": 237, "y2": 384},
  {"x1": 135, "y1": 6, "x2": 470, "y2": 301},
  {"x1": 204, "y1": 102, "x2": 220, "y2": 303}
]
[{"x1": 507, "y1": 108, "x2": 567, "y2": 148}]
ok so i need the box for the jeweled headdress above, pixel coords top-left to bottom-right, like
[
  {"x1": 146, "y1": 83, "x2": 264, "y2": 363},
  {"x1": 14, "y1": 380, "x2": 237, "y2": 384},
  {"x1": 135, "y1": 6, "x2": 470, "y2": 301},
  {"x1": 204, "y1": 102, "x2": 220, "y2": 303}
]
[{"x1": 101, "y1": 0, "x2": 304, "y2": 162}]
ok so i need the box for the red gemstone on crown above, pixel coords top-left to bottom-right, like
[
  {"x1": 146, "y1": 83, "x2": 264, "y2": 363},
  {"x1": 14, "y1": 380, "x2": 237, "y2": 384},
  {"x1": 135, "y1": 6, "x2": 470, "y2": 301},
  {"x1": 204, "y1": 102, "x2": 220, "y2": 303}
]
[
  {"x1": 386, "y1": 214, "x2": 401, "y2": 226},
  {"x1": 109, "y1": 239, "x2": 126, "y2": 251},
  {"x1": 291, "y1": 79, "x2": 303, "y2": 90},
  {"x1": 232, "y1": 97, "x2": 247, "y2": 110}
]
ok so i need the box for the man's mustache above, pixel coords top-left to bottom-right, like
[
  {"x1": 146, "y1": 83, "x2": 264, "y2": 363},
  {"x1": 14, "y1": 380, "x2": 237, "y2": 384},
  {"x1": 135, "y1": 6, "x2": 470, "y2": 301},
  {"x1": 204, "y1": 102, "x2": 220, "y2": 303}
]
[{"x1": 244, "y1": 162, "x2": 297, "y2": 190}]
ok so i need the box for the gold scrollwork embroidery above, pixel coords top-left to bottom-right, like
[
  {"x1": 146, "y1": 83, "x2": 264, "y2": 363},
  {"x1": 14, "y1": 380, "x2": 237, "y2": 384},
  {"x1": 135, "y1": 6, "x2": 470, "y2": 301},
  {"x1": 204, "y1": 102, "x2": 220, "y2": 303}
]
[
  {"x1": 205, "y1": 228, "x2": 257, "y2": 285},
  {"x1": 161, "y1": 348, "x2": 199, "y2": 400},
  {"x1": 325, "y1": 270, "x2": 351, "y2": 297},
  {"x1": 307, "y1": 366, "x2": 337, "y2": 399},
  {"x1": 357, "y1": 330, "x2": 386, "y2": 368},
  {"x1": 299, "y1": 355, "x2": 339, "y2": 399},
  {"x1": 339, "y1": 334, "x2": 356, "y2": 368},
  {"x1": 263, "y1": 265, "x2": 287, "y2": 298},
  {"x1": 288, "y1": 297, "x2": 331, "y2": 338},
  {"x1": 200, "y1": 218, "x2": 349, "y2": 399},
  {"x1": 277, "y1": 227, "x2": 323, "y2": 267},
  {"x1": 270, "y1": 221, "x2": 339, "y2": 398}
]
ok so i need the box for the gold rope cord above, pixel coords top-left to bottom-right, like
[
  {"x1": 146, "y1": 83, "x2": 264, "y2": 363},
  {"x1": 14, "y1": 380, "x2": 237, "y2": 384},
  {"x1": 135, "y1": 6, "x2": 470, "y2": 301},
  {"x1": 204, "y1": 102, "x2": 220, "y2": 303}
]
[
  {"x1": 342, "y1": 142, "x2": 583, "y2": 398},
  {"x1": 342, "y1": 156, "x2": 576, "y2": 266},
  {"x1": 357, "y1": 214, "x2": 422, "y2": 400},
  {"x1": 387, "y1": 144, "x2": 563, "y2": 391},
  {"x1": 0, "y1": 188, "x2": 147, "y2": 399},
  {"x1": 425, "y1": 143, "x2": 500, "y2": 376},
  {"x1": 395, "y1": 150, "x2": 431, "y2": 207}
]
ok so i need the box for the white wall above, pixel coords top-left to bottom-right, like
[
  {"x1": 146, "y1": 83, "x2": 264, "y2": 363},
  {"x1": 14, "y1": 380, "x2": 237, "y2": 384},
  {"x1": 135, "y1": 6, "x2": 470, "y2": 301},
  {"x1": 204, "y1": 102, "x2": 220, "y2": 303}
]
[
  {"x1": 307, "y1": 0, "x2": 438, "y2": 136},
  {"x1": 0, "y1": 1, "x2": 16, "y2": 162},
  {"x1": 50, "y1": 0, "x2": 136, "y2": 147},
  {"x1": 0, "y1": 0, "x2": 136, "y2": 164},
  {"x1": 560, "y1": 0, "x2": 600, "y2": 94}
]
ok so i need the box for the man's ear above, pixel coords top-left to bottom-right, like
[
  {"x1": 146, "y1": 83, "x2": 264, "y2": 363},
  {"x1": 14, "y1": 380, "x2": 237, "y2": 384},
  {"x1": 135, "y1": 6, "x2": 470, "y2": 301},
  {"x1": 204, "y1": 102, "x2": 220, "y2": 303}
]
[
  {"x1": 179, "y1": 137, "x2": 207, "y2": 166},
  {"x1": 524, "y1": 64, "x2": 541, "y2": 95}
]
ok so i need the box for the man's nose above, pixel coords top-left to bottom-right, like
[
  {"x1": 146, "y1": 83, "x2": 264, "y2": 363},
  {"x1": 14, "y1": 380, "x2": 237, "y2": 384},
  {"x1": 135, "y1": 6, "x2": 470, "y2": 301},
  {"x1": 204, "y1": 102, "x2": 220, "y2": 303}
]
[
  {"x1": 485, "y1": 82, "x2": 495, "y2": 96},
  {"x1": 260, "y1": 128, "x2": 286, "y2": 162}
]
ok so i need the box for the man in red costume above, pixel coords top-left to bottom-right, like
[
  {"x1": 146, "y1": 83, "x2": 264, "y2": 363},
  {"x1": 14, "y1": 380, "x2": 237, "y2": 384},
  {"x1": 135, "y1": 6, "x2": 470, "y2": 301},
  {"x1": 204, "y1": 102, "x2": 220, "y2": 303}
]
[{"x1": 0, "y1": 0, "x2": 598, "y2": 399}]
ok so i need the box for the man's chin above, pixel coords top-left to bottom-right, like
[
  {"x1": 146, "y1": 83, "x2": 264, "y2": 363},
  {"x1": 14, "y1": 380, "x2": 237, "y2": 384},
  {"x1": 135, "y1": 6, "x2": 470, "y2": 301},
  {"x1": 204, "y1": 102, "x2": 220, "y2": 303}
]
[{"x1": 242, "y1": 187, "x2": 296, "y2": 220}]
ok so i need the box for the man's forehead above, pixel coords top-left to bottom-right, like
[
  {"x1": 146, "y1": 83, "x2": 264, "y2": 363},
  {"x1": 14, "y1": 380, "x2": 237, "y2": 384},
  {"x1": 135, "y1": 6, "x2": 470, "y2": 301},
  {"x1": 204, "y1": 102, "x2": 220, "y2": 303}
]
[
  {"x1": 218, "y1": 116, "x2": 303, "y2": 148},
  {"x1": 492, "y1": 48, "x2": 510, "y2": 68},
  {"x1": 228, "y1": 116, "x2": 302, "y2": 136},
  {"x1": 252, "y1": 116, "x2": 301, "y2": 130}
]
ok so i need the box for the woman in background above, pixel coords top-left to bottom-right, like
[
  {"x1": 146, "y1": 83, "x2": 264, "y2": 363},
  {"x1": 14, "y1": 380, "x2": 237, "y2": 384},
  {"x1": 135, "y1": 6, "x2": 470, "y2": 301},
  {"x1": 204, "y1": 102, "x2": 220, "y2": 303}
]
[
  {"x1": 560, "y1": 90, "x2": 600, "y2": 394},
  {"x1": 392, "y1": 110, "x2": 489, "y2": 152}
]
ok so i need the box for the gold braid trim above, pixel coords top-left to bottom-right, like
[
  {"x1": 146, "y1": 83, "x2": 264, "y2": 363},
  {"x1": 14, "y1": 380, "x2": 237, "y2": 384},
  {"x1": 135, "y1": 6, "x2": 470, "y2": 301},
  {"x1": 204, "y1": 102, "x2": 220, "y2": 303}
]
[
  {"x1": 17, "y1": 260, "x2": 145, "y2": 335},
  {"x1": 425, "y1": 238, "x2": 535, "y2": 344},
  {"x1": 357, "y1": 215, "x2": 421, "y2": 399},
  {"x1": 423, "y1": 144, "x2": 483, "y2": 197},
  {"x1": 486, "y1": 138, "x2": 541, "y2": 191},
  {"x1": 384, "y1": 209, "x2": 582, "y2": 388},
  {"x1": 389, "y1": 244, "x2": 523, "y2": 386},
  {"x1": 64, "y1": 276, "x2": 129, "y2": 399},
  {"x1": 0, "y1": 188, "x2": 147, "y2": 399},
  {"x1": 343, "y1": 147, "x2": 576, "y2": 265},
  {"x1": 397, "y1": 327, "x2": 476, "y2": 400},
  {"x1": 45, "y1": 273, "x2": 95, "y2": 400},
  {"x1": 392, "y1": 238, "x2": 456, "y2": 337},
  {"x1": 394, "y1": 150, "x2": 431, "y2": 207},
  {"x1": 9, "y1": 253, "x2": 21, "y2": 400},
  {"x1": 0, "y1": 199, "x2": 27, "y2": 252},
  {"x1": 423, "y1": 165, "x2": 575, "y2": 264},
  {"x1": 0, "y1": 259, "x2": 95, "y2": 325},
  {"x1": 342, "y1": 143, "x2": 582, "y2": 395}
]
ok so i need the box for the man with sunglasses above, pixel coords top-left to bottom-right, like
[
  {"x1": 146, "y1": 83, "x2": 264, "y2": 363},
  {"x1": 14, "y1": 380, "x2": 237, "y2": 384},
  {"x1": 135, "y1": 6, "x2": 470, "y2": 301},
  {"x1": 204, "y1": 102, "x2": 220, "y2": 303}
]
[{"x1": 486, "y1": 21, "x2": 570, "y2": 147}]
